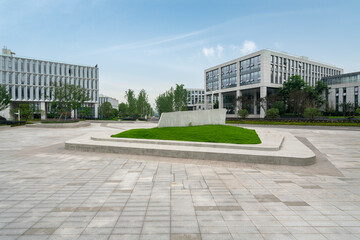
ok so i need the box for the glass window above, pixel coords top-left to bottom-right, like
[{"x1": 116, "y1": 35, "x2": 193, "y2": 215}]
[{"x1": 8, "y1": 58, "x2": 12, "y2": 70}]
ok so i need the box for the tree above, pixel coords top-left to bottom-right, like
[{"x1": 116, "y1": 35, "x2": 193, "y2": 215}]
[
  {"x1": 78, "y1": 107, "x2": 92, "y2": 119},
  {"x1": 234, "y1": 95, "x2": 252, "y2": 112},
  {"x1": 111, "y1": 108, "x2": 119, "y2": 119},
  {"x1": 125, "y1": 89, "x2": 137, "y2": 116},
  {"x1": 51, "y1": 82, "x2": 89, "y2": 120},
  {"x1": 213, "y1": 100, "x2": 219, "y2": 109},
  {"x1": 99, "y1": 102, "x2": 113, "y2": 119},
  {"x1": 137, "y1": 89, "x2": 150, "y2": 117},
  {"x1": 118, "y1": 102, "x2": 128, "y2": 117},
  {"x1": 173, "y1": 84, "x2": 187, "y2": 111},
  {"x1": 11, "y1": 103, "x2": 35, "y2": 122},
  {"x1": 155, "y1": 89, "x2": 174, "y2": 116},
  {"x1": 341, "y1": 102, "x2": 355, "y2": 117},
  {"x1": 0, "y1": 85, "x2": 11, "y2": 112},
  {"x1": 277, "y1": 75, "x2": 330, "y2": 116}
]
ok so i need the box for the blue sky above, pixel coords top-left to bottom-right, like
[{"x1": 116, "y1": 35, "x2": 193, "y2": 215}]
[{"x1": 0, "y1": 0, "x2": 359, "y2": 105}]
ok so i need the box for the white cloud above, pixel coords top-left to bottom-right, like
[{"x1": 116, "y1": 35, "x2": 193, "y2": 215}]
[
  {"x1": 202, "y1": 47, "x2": 215, "y2": 57},
  {"x1": 217, "y1": 44, "x2": 224, "y2": 58},
  {"x1": 240, "y1": 40, "x2": 257, "y2": 54},
  {"x1": 202, "y1": 44, "x2": 224, "y2": 59}
]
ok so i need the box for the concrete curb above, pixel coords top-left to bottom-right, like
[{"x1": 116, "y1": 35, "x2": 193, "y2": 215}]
[
  {"x1": 27, "y1": 121, "x2": 91, "y2": 128},
  {"x1": 65, "y1": 130, "x2": 315, "y2": 166}
]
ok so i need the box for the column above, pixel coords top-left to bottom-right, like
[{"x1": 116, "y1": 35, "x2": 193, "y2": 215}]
[
  {"x1": 235, "y1": 90, "x2": 242, "y2": 112},
  {"x1": 94, "y1": 103, "x2": 99, "y2": 119},
  {"x1": 260, "y1": 86, "x2": 267, "y2": 118},
  {"x1": 40, "y1": 102, "x2": 47, "y2": 120},
  {"x1": 219, "y1": 93, "x2": 223, "y2": 109}
]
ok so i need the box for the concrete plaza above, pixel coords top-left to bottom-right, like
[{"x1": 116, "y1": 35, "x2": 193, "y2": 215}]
[{"x1": 0, "y1": 122, "x2": 360, "y2": 240}]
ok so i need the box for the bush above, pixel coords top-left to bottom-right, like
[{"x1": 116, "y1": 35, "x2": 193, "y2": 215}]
[
  {"x1": 356, "y1": 108, "x2": 360, "y2": 116},
  {"x1": 266, "y1": 108, "x2": 280, "y2": 119},
  {"x1": 272, "y1": 101, "x2": 286, "y2": 115},
  {"x1": 237, "y1": 109, "x2": 249, "y2": 119},
  {"x1": 303, "y1": 107, "x2": 322, "y2": 120}
]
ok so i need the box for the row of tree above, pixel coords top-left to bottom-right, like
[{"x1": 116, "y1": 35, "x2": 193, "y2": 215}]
[
  {"x1": 155, "y1": 84, "x2": 187, "y2": 115},
  {"x1": 117, "y1": 89, "x2": 153, "y2": 118}
]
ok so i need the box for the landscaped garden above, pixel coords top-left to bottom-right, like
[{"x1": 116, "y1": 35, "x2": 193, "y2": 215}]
[{"x1": 111, "y1": 125, "x2": 261, "y2": 144}]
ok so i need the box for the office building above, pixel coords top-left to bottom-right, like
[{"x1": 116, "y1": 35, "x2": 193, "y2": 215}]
[
  {"x1": 0, "y1": 47, "x2": 99, "y2": 120},
  {"x1": 322, "y1": 72, "x2": 360, "y2": 111},
  {"x1": 204, "y1": 49, "x2": 343, "y2": 118},
  {"x1": 186, "y1": 88, "x2": 205, "y2": 111},
  {"x1": 99, "y1": 94, "x2": 119, "y2": 109}
]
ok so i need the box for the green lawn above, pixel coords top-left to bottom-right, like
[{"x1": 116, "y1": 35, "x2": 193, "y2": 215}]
[
  {"x1": 111, "y1": 125, "x2": 261, "y2": 144},
  {"x1": 227, "y1": 120, "x2": 360, "y2": 127}
]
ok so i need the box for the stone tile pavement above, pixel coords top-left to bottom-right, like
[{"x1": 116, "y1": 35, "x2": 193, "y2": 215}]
[{"x1": 0, "y1": 123, "x2": 360, "y2": 240}]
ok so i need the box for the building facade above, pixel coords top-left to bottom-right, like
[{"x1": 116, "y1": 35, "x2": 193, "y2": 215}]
[
  {"x1": 186, "y1": 88, "x2": 205, "y2": 111},
  {"x1": 99, "y1": 94, "x2": 119, "y2": 109},
  {"x1": 204, "y1": 49, "x2": 343, "y2": 118},
  {"x1": 322, "y1": 72, "x2": 360, "y2": 111},
  {"x1": 0, "y1": 48, "x2": 99, "y2": 120}
]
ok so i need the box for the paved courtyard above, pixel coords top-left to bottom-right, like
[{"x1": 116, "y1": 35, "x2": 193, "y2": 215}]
[{"x1": 0, "y1": 122, "x2": 360, "y2": 240}]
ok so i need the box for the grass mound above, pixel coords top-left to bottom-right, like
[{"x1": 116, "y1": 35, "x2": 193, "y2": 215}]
[{"x1": 111, "y1": 125, "x2": 261, "y2": 144}]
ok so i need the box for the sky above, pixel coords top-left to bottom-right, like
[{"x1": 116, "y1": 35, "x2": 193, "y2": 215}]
[{"x1": 0, "y1": 0, "x2": 359, "y2": 106}]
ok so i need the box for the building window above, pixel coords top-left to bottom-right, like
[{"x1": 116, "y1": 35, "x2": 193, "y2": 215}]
[
  {"x1": 355, "y1": 86, "x2": 359, "y2": 108},
  {"x1": 8, "y1": 58, "x2": 12, "y2": 70}
]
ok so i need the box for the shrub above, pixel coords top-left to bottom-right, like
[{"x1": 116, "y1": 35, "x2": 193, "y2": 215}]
[
  {"x1": 272, "y1": 101, "x2": 286, "y2": 115},
  {"x1": 356, "y1": 108, "x2": 360, "y2": 116},
  {"x1": 303, "y1": 107, "x2": 322, "y2": 120},
  {"x1": 237, "y1": 109, "x2": 249, "y2": 119},
  {"x1": 266, "y1": 108, "x2": 280, "y2": 119}
]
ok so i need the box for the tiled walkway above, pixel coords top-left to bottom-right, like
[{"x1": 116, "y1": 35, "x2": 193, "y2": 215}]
[{"x1": 0, "y1": 123, "x2": 359, "y2": 240}]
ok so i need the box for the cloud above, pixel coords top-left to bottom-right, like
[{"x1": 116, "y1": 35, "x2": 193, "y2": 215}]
[
  {"x1": 202, "y1": 44, "x2": 224, "y2": 58},
  {"x1": 202, "y1": 47, "x2": 215, "y2": 57},
  {"x1": 240, "y1": 40, "x2": 257, "y2": 54},
  {"x1": 216, "y1": 44, "x2": 223, "y2": 58}
]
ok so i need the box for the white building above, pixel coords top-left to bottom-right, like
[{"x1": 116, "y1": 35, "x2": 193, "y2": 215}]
[
  {"x1": 186, "y1": 88, "x2": 205, "y2": 111},
  {"x1": 99, "y1": 94, "x2": 119, "y2": 109},
  {"x1": 0, "y1": 48, "x2": 99, "y2": 120},
  {"x1": 322, "y1": 72, "x2": 360, "y2": 111},
  {"x1": 205, "y1": 49, "x2": 343, "y2": 118}
]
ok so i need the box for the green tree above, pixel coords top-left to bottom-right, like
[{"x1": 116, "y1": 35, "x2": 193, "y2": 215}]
[
  {"x1": 51, "y1": 82, "x2": 89, "y2": 119},
  {"x1": 11, "y1": 103, "x2": 35, "y2": 122},
  {"x1": 99, "y1": 102, "x2": 113, "y2": 119},
  {"x1": 213, "y1": 100, "x2": 219, "y2": 109},
  {"x1": 118, "y1": 102, "x2": 128, "y2": 117},
  {"x1": 125, "y1": 89, "x2": 137, "y2": 116},
  {"x1": 111, "y1": 108, "x2": 119, "y2": 119},
  {"x1": 0, "y1": 85, "x2": 11, "y2": 112},
  {"x1": 78, "y1": 107, "x2": 92, "y2": 119},
  {"x1": 173, "y1": 84, "x2": 187, "y2": 111},
  {"x1": 341, "y1": 102, "x2": 355, "y2": 117},
  {"x1": 137, "y1": 89, "x2": 150, "y2": 117},
  {"x1": 155, "y1": 89, "x2": 174, "y2": 116}
]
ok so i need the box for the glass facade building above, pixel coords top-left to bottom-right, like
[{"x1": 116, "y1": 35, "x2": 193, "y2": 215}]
[
  {"x1": 322, "y1": 72, "x2": 360, "y2": 110},
  {"x1": 204, "y1": 49, "x2": 343, "y2": 117},
  {"x1": 186, "y1": 88, "x2": 205, "y2": 111},
  {"x1": 0, "y1": 48, "x2": 99, "y2": 119}
]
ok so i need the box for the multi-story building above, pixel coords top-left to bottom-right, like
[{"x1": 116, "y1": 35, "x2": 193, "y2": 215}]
[
  {"x1": 0, "y1": 48, "x2": 99, "y2": 120},
  {"x1": 322, "y1": 72, "x2": 360, "y2": 111},
  {"x1": 99, "y1": 94, "x2": 119, "y2": 109},
  {"x1": 186, "y1": 88, "x2": 205, "y2": 111},
  {"x1": 204, "y1": 49, "x2": 343, "y2": 118}
]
